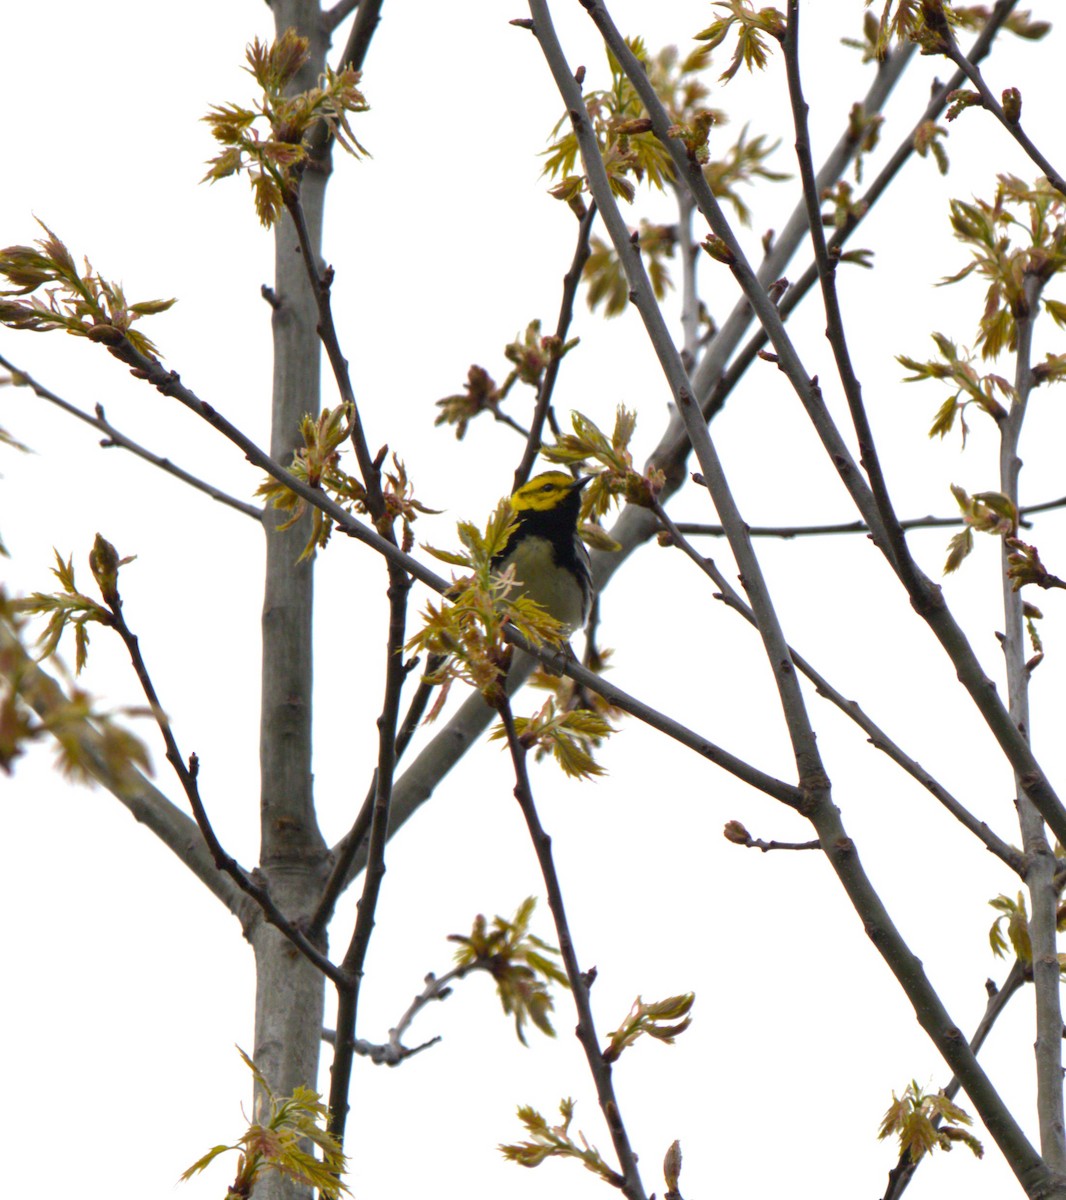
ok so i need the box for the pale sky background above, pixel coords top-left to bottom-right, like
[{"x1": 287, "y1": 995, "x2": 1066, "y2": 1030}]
[{"x1": 3, "y1": 3, "x2": 1066, "y2": 1199}]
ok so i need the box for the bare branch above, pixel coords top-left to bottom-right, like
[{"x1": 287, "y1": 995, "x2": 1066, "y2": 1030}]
[
  {"x1": 324, "y1": 0, "x2": 360, "y2": 33},
  {"x1": 652, "y1": 502, "x2": 1024, "y2": 875},
  {"x1": 497, "y1": 697, "x2": 643, "y2": 1200},
  {"x1": 0, "y1": 354, "x2": 261, "y2": 520},
  {"x1": 105, "y1": 598, "x2": 346, "y2": 986},
  {"x1": 328, "y1": 565, "x2": 410, "y2": 1140},
  {"x1": 512, "y1": 201, "x2": 597, "y2": 490},
  {"x1": 940, "y1": 21, "x2": 1066, "y2": 198},
  {"x1": 534, "y1": 0, "x2": 825, "y2": 791}
]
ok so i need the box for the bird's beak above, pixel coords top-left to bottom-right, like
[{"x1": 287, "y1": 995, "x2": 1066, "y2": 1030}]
[{"x1": 572, "y1": 475, "x2": 593, "y2": 491}]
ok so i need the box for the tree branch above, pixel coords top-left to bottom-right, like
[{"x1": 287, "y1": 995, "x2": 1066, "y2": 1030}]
[
  {"x1": 1000, "y1": 270, "x2": 1066, "y2": 1170},
  {"x1": 512, "y1": 201, "x2": 597, "y2": 490},
  {"x1": 0, "y1": 354, "x2": 261, "y2": 520},
  {"x1": 106, "y1": 600, "x2": 346, "y2": 986},
  {"x1": 327, "y1": 563, "x2": 410, "y2": 1141},
  {"x1": 940, "y1": 19, "x2": 1066, "y2": 198},
  {"x1": 652, "y1": 502, "x2": 1024, "y2": 875},
  {"x1": 575, "y1": 0, "x2": 1066, "y2": 851},
  {"x1": 534, "y1": 0, "x2": 826, "y2": 793},
  {"x1": 497, "y1": 697, "x2": 644, "y2": 1200},
  {"x1": 883, "y1": 961, "x2": 1028, "y2": 1200}
]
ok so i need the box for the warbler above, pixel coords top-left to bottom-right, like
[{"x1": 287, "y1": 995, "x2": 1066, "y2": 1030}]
[{"x1": 492, "y1": 471, "x2": 593, "y2": 635}]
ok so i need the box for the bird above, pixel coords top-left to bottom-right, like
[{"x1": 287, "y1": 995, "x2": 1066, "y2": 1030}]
[{"x1": 491, "y1": 471, "x2": 593, "y2": 636}]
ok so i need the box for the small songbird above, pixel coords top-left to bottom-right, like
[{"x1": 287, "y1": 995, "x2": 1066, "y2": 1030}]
[{"x1": 491, "y1": 471, "x2": 593, "y2": 634}]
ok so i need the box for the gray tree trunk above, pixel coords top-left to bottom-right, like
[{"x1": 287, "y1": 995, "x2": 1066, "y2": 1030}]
[{"x1": 252, "y1": 4, "x2": 334, "y2": 1198}]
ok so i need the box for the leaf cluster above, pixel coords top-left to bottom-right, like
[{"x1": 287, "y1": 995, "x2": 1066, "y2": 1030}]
[
  {"x1": 17, "y1": 538, "x2": 134, "y2": 672},
  {"x1": 898, "y1": 332, "x2": 1013, "y2": 445},
  {"x1": 877, "y1": 1080, "x2": 983, "y2": 1163},
  {"x1": 435, "y1": 321, "x2": 578, "y2": 440},
  {"x1": 499, "y1": 1098, "x2": 624, "y2": 1187},
  {"x1": 864, "y1": 3, "x2": 1047, "y2": 62},
  {"x1": 942, "y1": 175, "x2": 1066, "y2": 360},
  {"x1": 0, "y1": 221, "x2": 174, "y2": 357},
  {"x1": 543, "y1": 407, "x2": 662, "y2": 521},
  {"x1": 695, "y1": 2, "x2": 785, "y2": 83},
  {"x1": 449, "y1": 897, "x2": 569, "y2": 1045},
  {"x1": 1006, "y1": 538, "x2": 1066, "y2": 594},
  {"x1": 203, "y1": 28, "x2": 368, "y2": 227},
  {"x1": 492, "y1": 695, "x2": 614, "y2": 780},
  {"x1": 257, "y1": 406, "x2": 435, "y2": 556},
  {"x1": 941, "y1": 484, "x2": 1015, "y2": 574},
  {"x1": 0, "y1": 587, "x2": 149, "y2": 782},
  {"x1": 603, "y1": 992, "x2": 695, "y2": 1063},
  {"x1": 989, "y1": 891, "x2": 1033, "y2": 962},
  {"x1": 584, "y1": 222, "x2": 677, "y2": 317},
  {"x1": 543, "y1": 37, "x2": 675, "y2": 208},
  {"x1": 181, "y1": 1048, "x2": 349, "y2": 1199}
]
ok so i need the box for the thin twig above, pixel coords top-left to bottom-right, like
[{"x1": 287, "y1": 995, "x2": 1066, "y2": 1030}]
[
  {"x1": 326, "y1": 564, "x2": 410, "y2": 1142},
  {"x1": 669, "y1": 493, "x2": 1064, "y2": 539},
  {"x1": 0, "y1": 354, "x2": 261, "y2": 520},
  {"x1": 512, "y1": 201, "x2": 598, "y2": 490},
  {"x1": 286, "y1": 196, "x2": 386, "y2": 519},
  {"x1": 497, "y1": 697, "x2": 643, "y2": 1200},
  {"x1": 652, "y1": 501, "x2": 1023, "y2": 874},
  {"x1": 940, "y1": 21, "x2": 1066, "y2": 198},
  {"x1": 106, "y1": 601, "x2": 345, "y2": 985},
  {"x1": 328, "y1": 564, "x2": 410, "y2": 1140},
  {"x1": 883, "y1": 961, "x2": 1028, "y2": 1200}
]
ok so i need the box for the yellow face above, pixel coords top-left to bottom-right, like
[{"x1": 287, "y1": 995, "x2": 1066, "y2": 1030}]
[{"x1": 510, "y1": 471, "x2": 581, "y2": 513}]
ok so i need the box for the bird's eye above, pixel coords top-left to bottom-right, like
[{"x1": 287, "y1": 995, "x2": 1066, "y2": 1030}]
[{"x1": 541, "y1": 483, "x2": 554, "y2": 492}]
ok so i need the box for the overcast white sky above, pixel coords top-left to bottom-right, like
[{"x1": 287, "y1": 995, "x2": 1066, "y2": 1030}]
[{"x1": 3, "y1": 3, "x2": 1066, "y2": 1199}]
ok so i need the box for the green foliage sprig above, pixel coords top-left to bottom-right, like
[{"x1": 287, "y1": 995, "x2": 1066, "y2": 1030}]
[
  {"x1": 0, "y1": 222, "x2": 174, "y2": 356},
  {"x1": 542, "y1": 406, "x2": 662, "y2": 520},
  {"x1": 181, "y1": 1048, "x2": 349, "y2": 1199},
  {"x1": 257, "y1": 404, "x2": 435, "y2": 557},
  {"x1": 898, "y1": 332, "x2": 1013, "y2": 444},
  {"x1": 1, "y1": 571, "x2": 150, "y2": 782},
  {"x1": 491, "y1": 694, "x2": 613, "y2": 780},
  {"x1": 435, "y1": 321, "x2": 578, "y2": 440},
  {"x1": 202, "y1": 28, "x2": 368, "y2": 227},
  {"x1": 603, "y1": 993, "x2": 695, "y2": 1063},
  {"x1": 865, "y1": 2, "x2": 1048, "y2": 61},
  {"x1": 499, "y1": 1098, "x2": 624, "y2": 1186},
  {"x1": 878, "y1": 1080, "x2": 983, "y2": 1163},
  {"x1": 449, "y1": 897, "x2": 569, "y2": 1045},
  {"x1": 941, "y1": 175, "x2": 1066, "y2": 360},
  {"x1": 695, "y1": 2, "x2": 785, "y2": 83},
  {"x1": 941, "y1": 485, "x2": 1015, "y2": 574}
]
